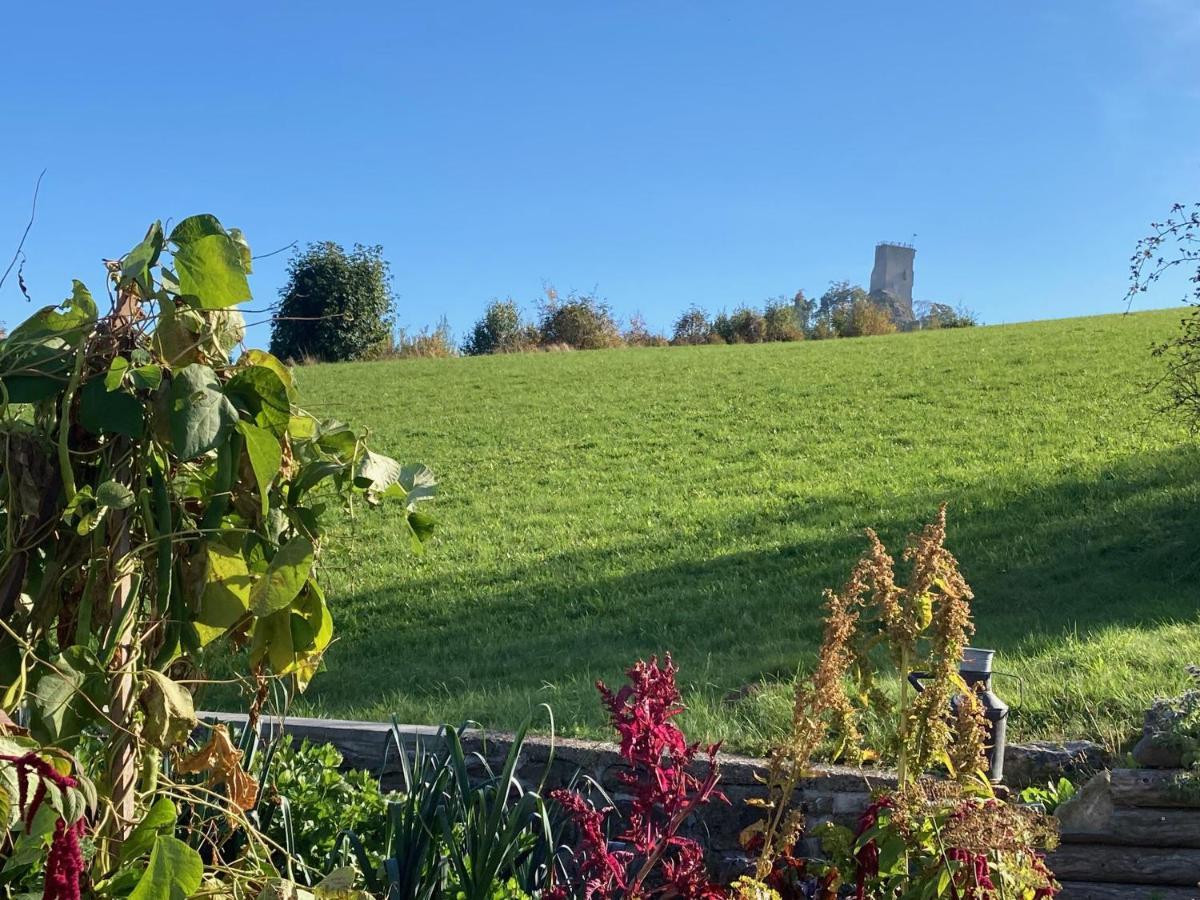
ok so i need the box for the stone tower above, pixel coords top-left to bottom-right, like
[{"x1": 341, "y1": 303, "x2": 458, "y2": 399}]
[{"x1": 869, "y1": 242, "x2": 916, "y2": 325}]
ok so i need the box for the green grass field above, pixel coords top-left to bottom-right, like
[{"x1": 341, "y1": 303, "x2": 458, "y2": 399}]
[{"x1": 239, "y1": 309, "x2": 1200, "y2": 754}]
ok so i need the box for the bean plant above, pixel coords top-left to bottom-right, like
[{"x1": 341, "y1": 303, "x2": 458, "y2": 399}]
[{"x1": 0, "y1": 215, "x2": 434, "y2": 899}]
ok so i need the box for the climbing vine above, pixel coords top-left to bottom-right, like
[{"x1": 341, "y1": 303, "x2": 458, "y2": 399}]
[{"x1": 0, "y1": 215, "x2": 434, "y2": 896}]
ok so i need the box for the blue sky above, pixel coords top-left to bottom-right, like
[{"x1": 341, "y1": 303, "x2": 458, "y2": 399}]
[{"x1": 1, "y1": 2, "x2": 1197, "y2": 345}]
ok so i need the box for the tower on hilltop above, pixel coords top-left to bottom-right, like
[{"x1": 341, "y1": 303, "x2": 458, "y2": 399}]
[{"x1": 869, "y1": 242, "x2": 916, "y2": 324}]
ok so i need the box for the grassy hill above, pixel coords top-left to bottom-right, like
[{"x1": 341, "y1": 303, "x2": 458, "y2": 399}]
[{"x1": 254, "y1": 309, "x2": 1200, "y2": 754}]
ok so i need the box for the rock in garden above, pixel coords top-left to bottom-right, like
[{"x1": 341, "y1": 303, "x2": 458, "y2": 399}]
[
  {"x1": 1131, "y1": 733, "x2": 1185, "y2": 769},
  {"x1": 1003, "y1": 740, "x2": 1109, "y2": 789}
]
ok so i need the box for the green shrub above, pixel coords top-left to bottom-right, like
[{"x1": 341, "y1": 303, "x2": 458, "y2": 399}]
[
  {"x1": 727, "y1": 305, "x2": 767, "y2": 343},
  {"x1": 709, "y1": 310, "x2": 734, "y2": 344},
  {"x1": 537, "y1": 289, "x2": 621, "y2": 350},
  {"x1": 808, "y1": 283, "x2": 897, "y2": 338},
  {"x1": 841, "y1": 298, "x2": 897, "y2": 337},
  {"x1": 270, "y1": 242, "x2": 395, "y2": 362},
  {"x1": 262, "y1": 738, "x2": 393, "y2": 873},
  {"x1": 462, "y1": 299, "x2": 534, "y2": 355},
  {"x1": 811, "y1": 281, "x2": 866, "y2": 338},
  {"x1": 763, "y1": 298, "x2": 804, "y2": 342},
  {"x1": 671, "y1": 306, "x2": 711, "y2": 345},
  {"x1": 920, "y1": 302, "x2": 978, "y2": 329}
]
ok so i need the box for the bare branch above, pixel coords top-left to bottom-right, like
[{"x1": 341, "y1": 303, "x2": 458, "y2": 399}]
[
  {"x1": 0, "y1": 168, "x2": 46, "y2": 296},
  {"x1": 251, "y1": 239, "x2": 298, "y2": 261}
]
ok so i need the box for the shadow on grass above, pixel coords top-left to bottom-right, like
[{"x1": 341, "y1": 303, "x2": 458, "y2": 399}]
[{"x1": 287, "y1": 443, "x2": 1200, "y2": 728}]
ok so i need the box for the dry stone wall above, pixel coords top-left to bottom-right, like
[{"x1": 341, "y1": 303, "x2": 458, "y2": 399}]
[{"x1": 1051, "y1": 769, "x2": 1200, "y2": 898}]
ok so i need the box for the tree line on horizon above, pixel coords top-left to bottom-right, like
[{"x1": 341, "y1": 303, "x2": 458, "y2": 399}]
[
  {"x1": 460, "y1": 283, "x2": 976, "y2": 356},
  {"x1": 267, "y1": 242, "x2": 977, "y2": 363}
]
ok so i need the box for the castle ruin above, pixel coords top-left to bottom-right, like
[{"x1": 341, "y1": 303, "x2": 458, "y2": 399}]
[{"x1": 869, "y1": 242, "x2": 916, "y2": 326}]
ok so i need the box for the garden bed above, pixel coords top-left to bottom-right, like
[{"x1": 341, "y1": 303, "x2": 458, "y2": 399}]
[
  {"x1": 203, "y1": 711, "x2": 1200, "y2": 897},
  {"x1": 201, "y1": 709, "x2": 896, "y2": 872}
]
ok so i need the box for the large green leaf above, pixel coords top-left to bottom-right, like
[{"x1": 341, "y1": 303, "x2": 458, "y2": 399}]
[
  {"x1": 120, "y1": 221, "x2": 164, "y2": 294},
  {"x1": 288, "y1": 413, "x2": 317, "y2": 440},
  {"x1": 0, "y1": 736, "x2": 36, "y2": 830},
  {"x1": 291, "y1": 583, "x2": 333, "y2": 687},
  {"x1": 399, "y1": 463, "x2": 438, "y2": 507},
  {"x1": 406, "y1": 510, "x2": 436, "y2": 553},
  {"x1": 249, "y1": 535, "x2": 313, "y2": 617},
  {"x1": 5, "y1": 280, "x2": 97, "y2": 346},
  {"x1": 239, "y1": 420, "x2": 282, "y2": 517},
  {"x1": 0, "y1": 371, "x2": 67, "y2": 403},
  {"x1": 3, "y1": 803, "x2": 57, "y2": 873},
  {"x1": 131, "y1": 363, "x2": 163, "y2": 391},
  {"x1": 78, "y1": 378, "x2": 146, "y2": 438},
  {"x1": 169, "y1": 363, "x2": 238, "y2": 459},
  {"x1": 140, "y1": 670, "x2": 197, "y2": 751},
  {"x1": 95, "y1": 480, "x2": 136, "y2": 510},
  {"x1": 150, "y1": 302, "x2": 193, "y2": 368},
  {"x1": 0, "y1": 281, "x2": 99, "y2": 402},
  {"x1": 119, "y1": 797, "x2": 177, "y2": 865},
  {"x1": 129, "y1": 835, "x2": 203, "y2": 900},
  {"x1": 105, "y1": 356, "x2": 130, "y2": 391},
  {"x1": 169, "y1": 214, "x2": 226, "y2": 246},
  {"x1": 315, "y1": 420, "x2": 358, "y2": 457},
  {"x1": 28, "y1": 647, "x2": 103, "y2": 748},
  {"x1": 225, "y1": 365, "x2": 291, "y2": 436},
  {"x1": 248, "y1": 586, "x2": 330, "y2": 690},
  {"x1": 354, "y1": 450, "x2": 401, "y2": 493},
  {"x1": 196, "y1": 542, "x2": 252, "y2": 646},
  {"x1": 174, "y1": 234, "x2": 251, "y2": 309},
  {"x1": 290, "y1": 460, "x2": 346, "y2": 501},
  {"x1": 239, "y1": 349, "x2": 296, "y2": 400}
]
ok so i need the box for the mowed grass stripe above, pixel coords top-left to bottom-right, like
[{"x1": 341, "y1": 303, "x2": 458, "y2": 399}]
[{"x1": 242, "y1": 309, "x2": 1200, "y2": 753}]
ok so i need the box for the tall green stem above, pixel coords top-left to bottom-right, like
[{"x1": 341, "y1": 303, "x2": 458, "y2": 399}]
[{"x1": 57, "y1": 343, "x2": 87, "y2": 503}]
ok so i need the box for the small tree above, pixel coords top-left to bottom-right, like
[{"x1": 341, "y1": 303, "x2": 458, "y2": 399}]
[
  {"x1": 809, "y1": 282, "x2": 898, "y2": 338},
  {"x1": 842, "y1": 298, "x2": 897, "y2": 337},
  {"x1": 537, "y1": 288, "x2": 621, "y2": 350},
  {"x1": 811, "y1": 281, "x2": 869, "y2": 338},
  {"x1": 763, "y1": 297, "x2": 804, "y2": 342},
  {"x1": 727, "y1": 305, "x2": 766, "y2": 343},
  {"x1": 791, "y1": 289, "x2": 815, "y2": 334},
  {"x1": 709, "y1": 311, "x2": 733, "y2": 344},
  {"x1": 270, "y1": 242, "x2": 394, "y2": 362},
  {"x1": 1128, "y1": 202, "x2": 1200, "y2": 429},
  {"x1": 462, "y1": 298, "x2": 532, "y2": 355},
  {"x1": 671, "y1": 306, "x2": 711, "y2": 345}
]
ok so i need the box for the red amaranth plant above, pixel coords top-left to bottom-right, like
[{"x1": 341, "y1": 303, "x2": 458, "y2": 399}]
[
  {"x1": 550, "y1": 655, "x2": 726, "y2": 900},
  {"x1": 1, "y1": 752, "x2": 86, "y2": 900}
]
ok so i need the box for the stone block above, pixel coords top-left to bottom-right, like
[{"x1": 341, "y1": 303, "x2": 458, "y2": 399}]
[
  {"x1": 1003, "y1": 740, "x2": 1109, "y2": 789},
  {"x1": 832, "y1": 791, "x2": 872, "y2": 816},
  {"x1": 1131, "y1": 734, "x2": 1185, "y2": 770}
]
